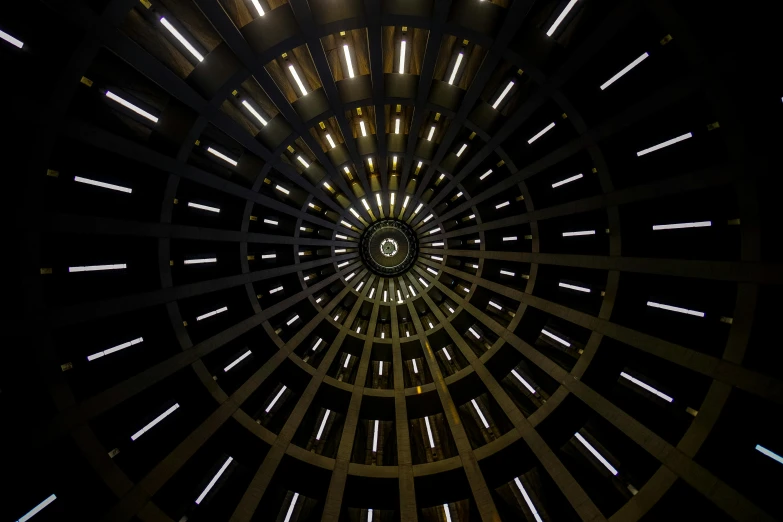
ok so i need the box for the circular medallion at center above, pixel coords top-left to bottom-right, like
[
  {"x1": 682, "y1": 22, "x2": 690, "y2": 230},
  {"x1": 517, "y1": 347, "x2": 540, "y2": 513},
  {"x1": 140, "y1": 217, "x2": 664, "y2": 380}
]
[
  {"x1": 380, "y1": 238, "x2": 399, "y2": 257},
  {"x1": 359, "y1": 219, "x2": 419, "y2": 276}
]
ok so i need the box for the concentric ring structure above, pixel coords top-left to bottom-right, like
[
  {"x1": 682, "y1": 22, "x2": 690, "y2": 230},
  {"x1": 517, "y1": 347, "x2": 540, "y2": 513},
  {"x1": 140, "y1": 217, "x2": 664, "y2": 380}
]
[{"x1": 5, "y1": 1, "x2": 783, "y2": 522}]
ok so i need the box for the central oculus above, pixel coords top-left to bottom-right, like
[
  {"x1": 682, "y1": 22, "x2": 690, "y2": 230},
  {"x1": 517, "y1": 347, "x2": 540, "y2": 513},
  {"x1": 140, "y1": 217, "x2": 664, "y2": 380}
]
[
  {"x1": 380, "y1": 238, "x2": 399, "y2": 257},
  {"x1": 359, "y1": 219, "x2": 419, "y2": 276}
]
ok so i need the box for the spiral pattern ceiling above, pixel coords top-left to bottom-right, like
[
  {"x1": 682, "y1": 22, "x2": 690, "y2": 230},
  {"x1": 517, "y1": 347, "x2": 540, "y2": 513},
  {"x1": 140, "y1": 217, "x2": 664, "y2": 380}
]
[{"x1": 4, "y1": 0, "x2": 783, "y2": 521}]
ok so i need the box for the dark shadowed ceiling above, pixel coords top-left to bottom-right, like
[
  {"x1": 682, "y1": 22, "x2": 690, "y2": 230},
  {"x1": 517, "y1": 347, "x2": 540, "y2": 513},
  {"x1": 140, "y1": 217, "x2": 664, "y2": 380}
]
[{"x1": 3, "y1": 0, "x2": 783, "y2": 521}]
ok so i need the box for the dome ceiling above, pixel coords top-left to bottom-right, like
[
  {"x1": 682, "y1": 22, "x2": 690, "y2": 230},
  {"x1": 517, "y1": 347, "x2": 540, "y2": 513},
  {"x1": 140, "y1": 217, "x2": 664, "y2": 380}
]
[{"x1": 4, "y1": 0, "x2": 783, "y2": 522}]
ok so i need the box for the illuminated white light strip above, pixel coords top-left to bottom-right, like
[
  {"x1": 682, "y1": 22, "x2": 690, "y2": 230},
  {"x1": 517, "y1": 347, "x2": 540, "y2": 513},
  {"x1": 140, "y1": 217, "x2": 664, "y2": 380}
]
[
  {"x1": 455, "y1": 192, "x2": 463, "y2": 198},
  {"x1": 286, "y1": 315, "x2": 300, "y2": 326},
  {"x1": 304, "y1": 275, "x2": 311, "y2": 281},
  {"x1": 390, "y1": 193, "x2": 396, "y2": 205},
  {"x1": 188, "y1": 202, "x2": 220, "y2": 213},
  {"x1": 448, "y1": 52, "x2": 464, "y2": 85},
  {"x1": 414, "y1": 203, "x2": 424, "y2": 213},
  {"x1": 324, "y1": 134, "x2": 337, "y2": 149},
  {"x1": 266, "y1": 386, "x2": 287, "y2": 412},
  {"x1": 105, "y1": 91, "x2": 159, "y2": 123},
  {"x1": 427, "y1": 267, "x2": 438, "y2": 275},
  {"x1": 184, "y1": 258, "x2": 217, "y2": 265},
  {"x1": 422, "y1": 214, "x2": 434, "y2": 223},
  {"x1": 379, "y1": 361, "x2": 383, "y2": 374},
  {"x1": 462, "y1": 286, "x2": 470, "y2": 292},
  {"x1": 424, "y1": 416, "x2": 436, "y2": 448},
  {"x1": 429, "y1": 228, "x2": 440, "y2": 235},
  {"x1": 546, "y1": 0, "x2": 579, "y2": 37},
  {"x1": 412, "y1": 359, "x2": 419, "y2": 374},
  {"x1": 297, "y1": 156, "x2": 310, "y2": 168},
  {"x1": 368, "y1": 509, "x2": 374, "y2": 522},
  {"x1": 513, "y1": 478, "x2": 544, "y2": 522},
  {"x1": 344, "y1": 354, "x2": 351, "y2": 368},
  {"x1": 447, "y1": 305, "x2": 455, "y2": 313},
  {"x1": 87, "y1": 337, "x2": 144, "y2": 361},
  {"x1": 283, "y1": 493, "x2": 300, "y2": 522},
  {"x1": 335, "y1": 249, "x2": 347, "y2": 254},
  {"x1": 528, "y1": 122, "x2": 556, "y2": 144},
  {"x1": 399, "y1": 40, "x2": 406, "y2": 74},
  {"x1": 480, "y1": 169, "x2": 493, "y2": 180},
  {"x1": 159, "y1": 17, "x2": 204, "y2": 62},
  {"x1": 443, "y1": 504, "x2": 452, "y2": 522},
  {"x1": 559, "y1": 282, "x2": 590, "y2": 293},
  {"x1": 646, "y1": 301, "x2": 705, "y2": 317},
  {"x1": 419, "y1": 277, "x2": 429, "y2": 287},
  {"x1": 492, "y1": 81, "x2": 515, "y2": 109},
  {"x1": 350, "y1": 208, "x2": 361, "y2": 219},
  {"x1": 471, "y1": 399, "x2": 490, "y2": 428},
  {"x1": 408, "y1": 285, "x2": 416, "y2": 297},
  {"x1": 456, "y1": 143, "x2": 468, "y2": 157},
  {"x1": 619, "y1": 372, "x2": 673, "y2": 402},
  {"x1": 343, "y1": 44, "x2": 355, "y2": 78},
  {"x1": 338, "y1": 261, "x2": 349, "y2": 268},
  {"x1": 600, "y1": 52, "x2": 650, "y2": 90},
  {"x1": 73, "y1": 175, "x2": 133, "y2": 193},
  {"x1": 195, "y1": 456, "x2": 233, "y2": 504},
  {"x1": 263, "y1": 219, "x2": 278, "y2": 225},
  {"x1": 356, "y1": 326, "x2": 361, "y2": 333},
  {"x1": 500, "y1": 270, "x2": 515, "y2": 276},
  {"x1": 336, "y1": 234, "x2": 348, "y2": 240},
  {"x1": 373, "y1": 420, "x2": 379, "y2": 452},
  {"x1": 131, "y1": 403, "x2": 180, "y2": 440},
  {"x1": 362, "y1": 198, "x2": 370, "y2": 211},
  {"x1": 756, "y1": 445, "x2": 783, "y2": 465},
  {"x1": 511, "y1": 369, "x2": 536, "y2": 394},
  {"x1": 468, "y1": 214, "x2": 475, "y2": 220},
  {"x1": 376, "y1": 193, "x2": 382, "y2": 207},
  {"x1": 69, "y1": 263, "x2": 126, "y2": 273},
  {"x1": 395, "y1": 118, "x2": 401, "y2": 134},
  {"x1": 503, "y1": 236, "x2": 518, "y2": 241},
  {"x1": 653, "y1": 221, "x2": 711, "y2": 230},
  {"x1": 468, "y1": 327, "x2": 480, "y2": 339},
  {"x1": 402, "y1": 195, "x2": 410, "y2": 208},
  {"x1": 541, "y1": 329, "x2": 570, "y2": 347},
  {"x1": 312, "y1": 338, "x2": 323, "y2": 351},
  {"x1": 574, "y1": 432, "x2": 618, "y2": 475},
  {"x1": 397, "y1": 289, "x2": 402, "y2": 302},
  {"x1": 360, "y1": 120, "x2": 367, "y2": 137},
  {"x1": 251, "y1": 0, "x2": 265, "y2": 16},
  {"x1": 241, "y1": 100, "x2": 267, "y2": 125},
  {"x1": 563, "y1": 230, "x2": 595, "y2": 237},
  {"x1": 443, "y1": 348, "x2": 452, "y2": 361},
  {"x1": 381, "y1": 331, "x2": 385, "y2": 339},
  {"x1": 427, "y1": 126, "x2": 436, "y2": 141},
  {"x1": 261, "y1": 254, "x2": 276, "y2": 260},
  {"x1": 0, "y1": 29, "x2": 24, "y2": 49},
  {"x1": 224, "y1": 350, "x2": 252, "y2": 372},
  {"x1": 496, "y1": 201, "x2": 510, "y2": 209},
  {"x1": 382, "y1": 290, "x2": 387, "y2": 301},
  {"x1": 367, "y1": 158, "x2": 374, "y2": 171},
  {"x1": 316, "y1": 410, "x2": 331, "y2": 440},
  {"x1": 488, "y1": 301, "x2": 502, "y2": 310},
  {"x1": 637, "y1": 132, "x2": 693, "y2": 156},
  {"x1": 289, "y1": 65, "x2": 308, "y2": 96},
  {"x1": 275, "y1": 185, "x2": 290, "y2": 195},
  {"x1": 17, "y1": 494, "x2": 57, "y2": 522},
  {"x1": 369, "y1": 287, "x2": 376, "y2": 298},
  {"x1": 341, "y1": 220, "x2": 353, "y2": 228},
  {"x1": 346, "y1": 272, "x2": 356, "y2": 281},
  {"x1": 197, "y1": 306, "x2": 228, "y2": 321},
  {"x1": 432, "y1": 242, "x2": 444, "y2": 247},
  {"x1": 468, "y1": 263, "x2": 479, "y2": 269},
  {"x1": 269, "y1": 285, "x2": 284, "y2": 294},
  {"x1": 552, "y1": 173, "x2": 583, "y2": 188}
]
